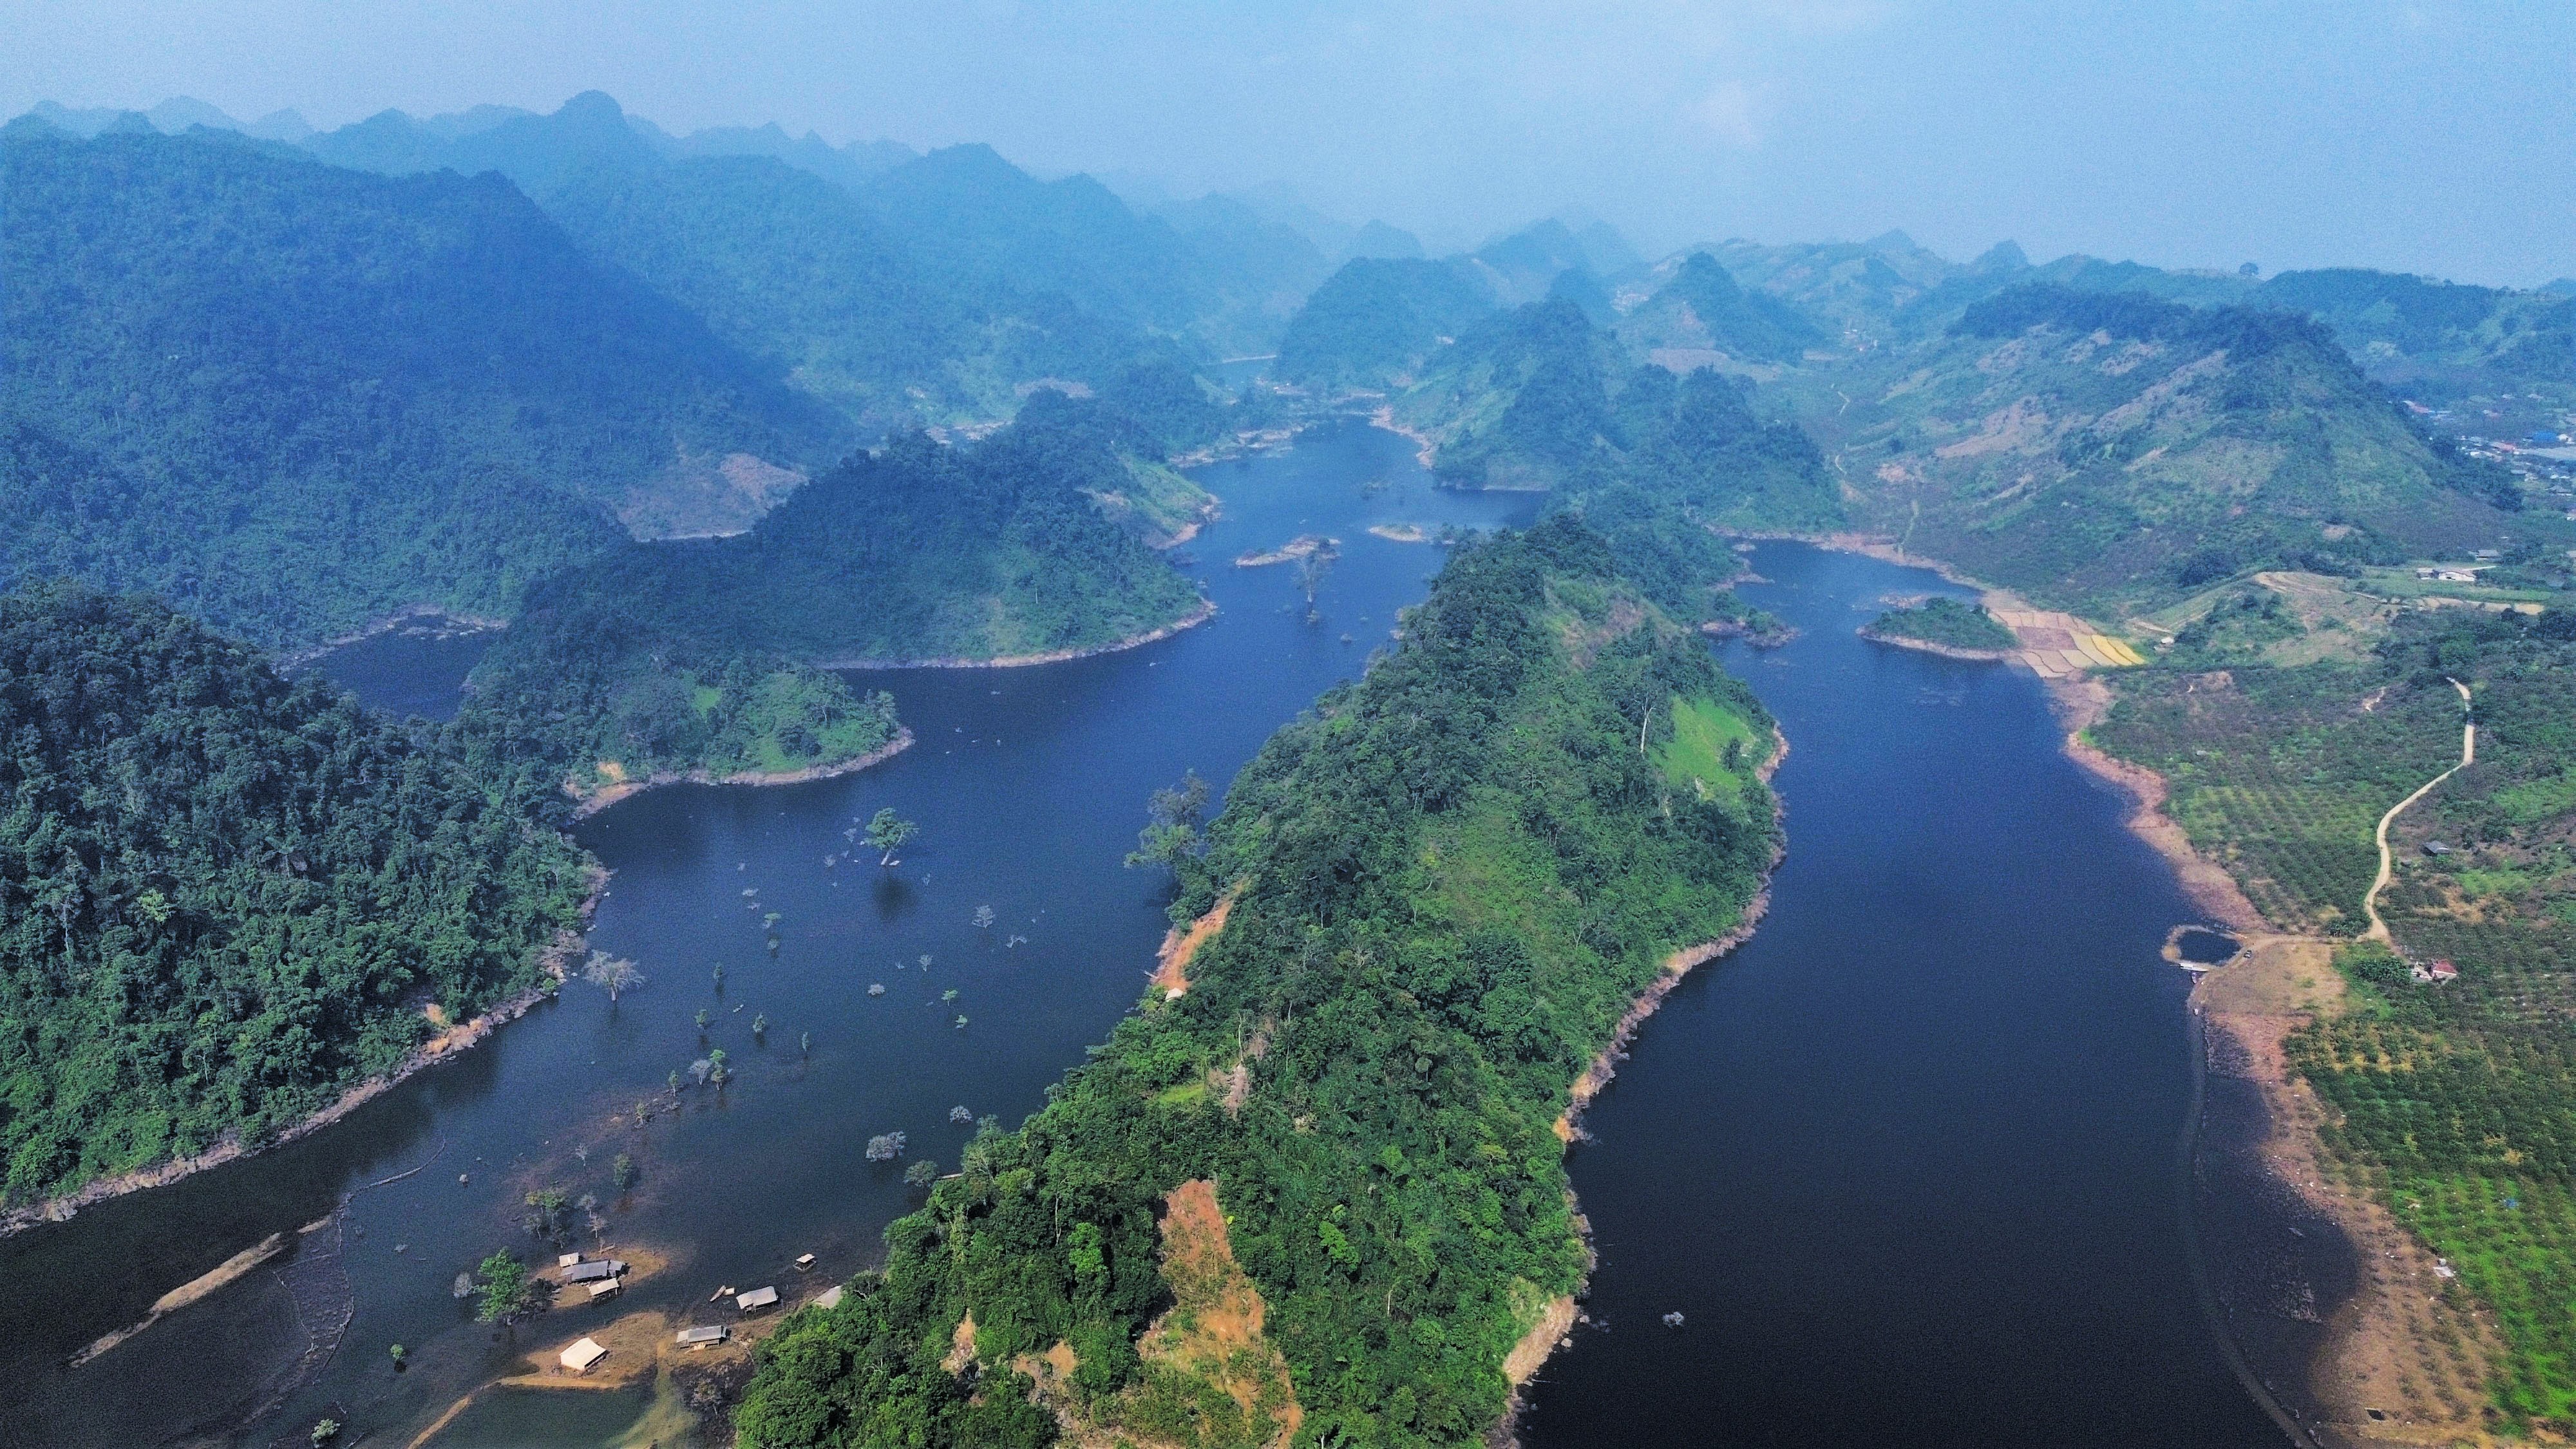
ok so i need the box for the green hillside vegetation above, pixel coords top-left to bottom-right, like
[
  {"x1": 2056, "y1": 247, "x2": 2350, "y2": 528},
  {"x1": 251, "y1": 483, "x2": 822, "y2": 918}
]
[
  {"x1": 733, "y1": 518, "x2": 1780, "y2": 1448},
  {"x1": 294, "y1": 94, "x2": 1283, "y2": 421},
  {"x1": 1273, "y1": 258, "x2": 1498, "y2": 391},
  {"x1": 1763, "y1": 284, "x2": 2558, "y2": 618},
  {"x1": 0, "y1": 584, "x2": 594, "y2": 1204},
  {"x1": 2255, "y1": 269, "x2": 2575, "y2": 406},
  {"x1": 2094, "y1": 607, "x2": 2576, "y2": 1428},
  {"x1": 1617, "y1": 251, "x2": 1823, "y2": 365},
  {"x1": 855, "y1": 143, "x2": 1325, "y2": 357},
  {"x1": 543, "y1": 153, "x2": 1148, "y2": 428},
  {"x1": 462, "y1": 396, "x2": 1202, "y2": 793},
  {"x1": 1863, "y1": 598, "x2": 2016, "y2": 652},
  {"x1": 0, "y1": 122, "x2": 835, "y2": 649}
]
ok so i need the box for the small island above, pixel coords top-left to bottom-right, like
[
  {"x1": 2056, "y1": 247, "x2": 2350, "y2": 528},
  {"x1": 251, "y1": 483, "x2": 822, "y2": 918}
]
[{"x1": 1860, "y1": 596, "x2": 2018, "y2": 658}]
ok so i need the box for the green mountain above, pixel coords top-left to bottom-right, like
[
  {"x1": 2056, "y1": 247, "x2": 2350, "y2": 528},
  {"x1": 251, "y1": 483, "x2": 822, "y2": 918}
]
[
  {"x1": 2254, "y1": 269, "x2": 2574, "y2": 405},
  {"x1": 1617, "y1": 251, "x2": 1824, "y2": 365},
  {"x1": 1770, "y1": 284, "x2": 2557, "y2": 614},
  {"x1": 734, "y1": 519, "x2": 1779, "y2": 1448},
  {"x1": 0, "y1": 583, "x2": 594, "y2": 1204},
  {"x1": 0, "y1": 122, "x2": 837, "y2": 649},
  {"x1": 541, "y1": 153, "x2": 1148, "y2": 428},
  {"x1": 1393, "y1": 300, "x2": 1625, "y2": 490},
  {"x1": 462, "y1": 395, "x2": 1206, "y2": 795},
  {"x1": 1273, "y1": 258, "x2": 1498, "y2": 391},
  {"x1": 854, "y1": 143, "x2": 1313, "y2": 355}
]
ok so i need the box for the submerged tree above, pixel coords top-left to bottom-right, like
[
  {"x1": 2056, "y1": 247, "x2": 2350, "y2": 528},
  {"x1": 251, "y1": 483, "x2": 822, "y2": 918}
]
[
  {"x1": 1295, "y1": 540, "x2": 1340, "y2": 621},
  {"x1": 972, "y1": 905, "x2": 996, "y2": 929},
  {"x1": 1124, "y1": 771, "x2": 1212, "y2": 874},
  {"x1": 902, "y1": 1159, "x2": 940, "y2": 1188},
  {"x1": 864, "y1": 808, "x2": 919, "y2": 866},
  {"x1": 580, "y1": 951, "x2": 644, "y2": 1002}
]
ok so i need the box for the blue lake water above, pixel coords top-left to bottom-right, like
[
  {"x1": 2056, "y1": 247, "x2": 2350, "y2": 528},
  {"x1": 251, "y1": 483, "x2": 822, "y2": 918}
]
[{"x1": 0, "y1": 424, "x2": 2330, "y2": 1446}]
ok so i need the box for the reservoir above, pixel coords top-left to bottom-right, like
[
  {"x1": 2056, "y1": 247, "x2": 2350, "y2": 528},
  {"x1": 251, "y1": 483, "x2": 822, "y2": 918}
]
[{"x1": 0, "y1": 426, "x2": 2325, "y2": 1446}]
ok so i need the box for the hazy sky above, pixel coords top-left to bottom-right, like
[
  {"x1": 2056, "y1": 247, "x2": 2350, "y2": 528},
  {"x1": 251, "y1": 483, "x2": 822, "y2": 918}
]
[{"x1": 6, "y1": 0, "x2": 2569, "y2": 285}]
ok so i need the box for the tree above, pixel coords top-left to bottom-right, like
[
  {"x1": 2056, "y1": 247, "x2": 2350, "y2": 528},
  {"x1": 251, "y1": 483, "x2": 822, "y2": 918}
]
[
  {"x1": 612, "y1": 1153, "x2": 637, "y2": 1191},
  {"x1": 580, "y1": 951, "x2": 644, "y2": 1002},
  {"x1": 474, "y1": 1251, "x2": 542, "y2": 1324},
  {"x1": 1296, "y1": 541, "x2": 1340, "y2": 621},
  {"x1": 864, "y1": 808, "x2": 919, "y2": 866},
  {"x1": 1125, "y1": 771, "x2": 1213, "y2": 873}
]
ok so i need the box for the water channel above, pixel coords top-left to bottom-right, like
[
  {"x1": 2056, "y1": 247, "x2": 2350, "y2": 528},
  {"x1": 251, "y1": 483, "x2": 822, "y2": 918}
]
[{"x1": 0, "y1": 420, "x2": 2336, "y2": 1446}]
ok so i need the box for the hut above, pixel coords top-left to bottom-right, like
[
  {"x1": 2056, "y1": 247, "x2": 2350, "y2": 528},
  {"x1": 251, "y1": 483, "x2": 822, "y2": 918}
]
[
  {"x1": 815, "y1": 1285, "x2": 845, "y2": 1311},
  {"x1": 795, "y1": 1253, "x2": 817, "y2": 1272},
  {"x1": 736, "y1": 1286, "x2": 781, "y2": 1312},
  {"x1": 2429, "y1": 959, "x2": 2459, "y2": 982},
  {"x1": 587, "y1": 1279, "x2": 623, "y2": 1302},
  {"x1": 560, "y1": 1337, "x2": 609, "y2": 1373},
  {"x1": 558, "y1": 1253, "x2": 585, "y2": 1269},
  {"x1": 676, "y1": 1325, "x2": 731, "y2": 1349}
]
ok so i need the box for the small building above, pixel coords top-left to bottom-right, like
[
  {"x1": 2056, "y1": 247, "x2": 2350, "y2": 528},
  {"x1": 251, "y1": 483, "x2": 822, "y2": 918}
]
[
  {"x1": 795, "y1": 1253, "x2": 817, "y2": 1272},
  {"x1": 558, "y1": 1253, "x2": 585, "y2": 1269},
  {"x1": 562, "y1": 1258, "x2": 627, "y2": 1283},
  {"x1": 560, "y1": 1337, "x2": 609, "y2": 1373},
  {"x1": 736, "y1": 1286, "x2": 781, "y2": 1312},
  {"x1": 2429, "y1": 959, "x2": 2459, "y2": 982},
  {"x1": 2423, "y1": 840, "x2": 2452, "y2": 857},
  {"x1": 814, "y1": 1285, "x2": 844, "y2": 1311},
  {"x1": 676, "y1": 1325, "x2": 731, "y2": 1349},
  {"x1": 587, "y1": 1279, "x2": 623, "y2": 1302}
]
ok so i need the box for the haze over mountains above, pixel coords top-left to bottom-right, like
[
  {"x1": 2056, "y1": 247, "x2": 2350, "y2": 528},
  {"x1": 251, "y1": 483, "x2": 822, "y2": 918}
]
[{"x1": 6, "y1": 86, "x2": 2570, "y2": 665}]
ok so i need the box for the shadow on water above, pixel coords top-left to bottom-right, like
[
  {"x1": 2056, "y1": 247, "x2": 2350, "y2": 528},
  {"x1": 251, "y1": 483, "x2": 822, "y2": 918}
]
[{"x1": 1517, "y1": 542, "x2": 2332, "y2": 1449}]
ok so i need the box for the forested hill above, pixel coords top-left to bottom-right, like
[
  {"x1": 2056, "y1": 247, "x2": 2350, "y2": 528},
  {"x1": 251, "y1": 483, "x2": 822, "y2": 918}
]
[
  {"x1": 734, "y1": 518, "x2": 1781, "y2": 1448},
  {"x1": 0, "y1": 122, "x2": 837, "y2": 649},
  {"x1": 285, "y1": 93, "x2": 1325, "y2": 365},
  {"x1": 1770, "y1": 283, "x2": 2561, "y2": 614},
  {"x1": 460, "y1": 395, "x2": 1205, "y2": 799},
  {"x1": 0, "y1": 584, "x2": 595, "y2": 1205}
]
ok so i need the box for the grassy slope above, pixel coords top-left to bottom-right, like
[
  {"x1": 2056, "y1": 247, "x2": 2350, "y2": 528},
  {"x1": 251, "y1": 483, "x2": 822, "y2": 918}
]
[{"x1": 732, "y1": 520, "x2": 1779, "y2": 1448}]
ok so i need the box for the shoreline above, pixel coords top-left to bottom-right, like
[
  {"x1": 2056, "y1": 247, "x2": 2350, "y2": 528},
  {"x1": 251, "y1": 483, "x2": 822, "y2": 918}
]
[
  {"x1": 1776, "y1": 533, "x2": 2445, "y2": 1444},
  {"x1": 1, "y1": 866, "x2": 607, "y2": 1239},
  {"x1": 819, "y1": 598, "x2": 1217, "y2": 670},
  {"x1": 1497, "y1": 724, "x2": 1790, "y2": 1441},
  {"x1": 566, "y1": 726, "x2": 916, "y2": 821},
  {"x1": 1854, "y1": 625, "x2": 2014, "y2": 663},
  {"x1": 274, "y1": 603, "x2": 507, "y2": 672}
]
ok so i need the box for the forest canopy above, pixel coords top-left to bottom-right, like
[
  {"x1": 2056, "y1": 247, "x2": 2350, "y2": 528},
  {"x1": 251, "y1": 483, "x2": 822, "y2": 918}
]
[
  {"x1": 0, "y1": 584, "x2": 594, "y2": 1204},
  {"x1": 734, "y1": 518, "x2": 1780, "y2": 1447}
]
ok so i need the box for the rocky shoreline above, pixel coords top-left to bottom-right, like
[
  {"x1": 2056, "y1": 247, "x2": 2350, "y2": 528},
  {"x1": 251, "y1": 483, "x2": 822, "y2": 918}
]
[
  {"x1": 820, "y1": 598, "x2": 1216, "y2": 670},
  {"x1": 1495, "y1": 724, "x2": 1790, "y2": 1442},
  {"x1": 565, "y1": 727, "x2": 916, "y2": 820},
  {"x1": 0, "y1": 865, "x2": 607, "y2": 1238}
]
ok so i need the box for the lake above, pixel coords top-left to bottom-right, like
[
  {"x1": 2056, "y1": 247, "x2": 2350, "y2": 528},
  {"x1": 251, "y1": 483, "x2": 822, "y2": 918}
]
[{"x1": 0, "y1": 423, "x2": 2334, "y2": 1446}]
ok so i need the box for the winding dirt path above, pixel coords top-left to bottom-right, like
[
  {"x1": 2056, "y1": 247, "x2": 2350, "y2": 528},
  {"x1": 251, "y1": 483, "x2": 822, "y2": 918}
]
[{"x1": 2360, "y1": 677, "x2": 2474, "y2": 945}]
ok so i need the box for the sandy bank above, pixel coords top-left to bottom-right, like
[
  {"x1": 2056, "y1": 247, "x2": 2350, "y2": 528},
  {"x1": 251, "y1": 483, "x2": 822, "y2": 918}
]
[
  {"x1": 821, "y1": 598, "x2": 1217, "y2": 671},
  {"x1": 3, "y1": 867, "x2": 606, "y2": 1238},
  {"x1": 567, "y1": 728, "x2": 914, "y2": 820}
]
